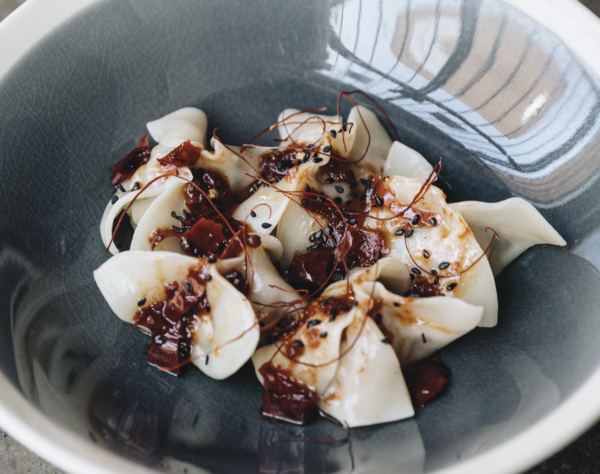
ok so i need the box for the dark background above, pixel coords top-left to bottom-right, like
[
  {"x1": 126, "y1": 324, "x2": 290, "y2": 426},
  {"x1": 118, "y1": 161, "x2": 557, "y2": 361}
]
[{"x1": 0, "y1": 0, "x2": 599, "y2": 473}]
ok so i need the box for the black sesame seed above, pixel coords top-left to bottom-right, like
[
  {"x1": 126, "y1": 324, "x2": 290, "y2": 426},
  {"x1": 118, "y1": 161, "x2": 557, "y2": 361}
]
[
  {"x1": 350, "y1": 181, "x2": 358, "y2": 189},
  {"x1": 348, "y1": 191, "x2": 358, "y2": 198},
  {"x1": 251, "y1": 211, "x2": 257, "y2": 218},
  {"x1": 138, "y1": 298, "x2": 146, "y2": 306},
  {"x1": 375, "y1": 197, "x2": 383, "y2": 206},
  {"x1": 294, "y1": 340, "x2": 304, "y2": 347},
  {"x1": 327, "y1": 225, "x2": 334, "y2": 235},
  {"x1": 171, "y1": 225, "x2": 180, "y2": 230},
  {"x1": 184, "y1": 282, "x2": 191, "y2": 292},
  {"x1": 171, "y1": 211, "x2": 177, "y2": 218},
  {"x1": 306, "y1": 244, "x2": 319, "y2": 251},
  {"x1": 423, "y1": 250, "x2": 430, "y2": 259},
  {"x1": 111, "y1": 195, "x2": 119, "y2": 204},
  {"x1": 342, "y1": 305, "x2": 350, "y2": 311},
  {"x1": 322, "y1": 145, "x2": 332, "y2": 153},
  {"x1": 174, "y1": 215, "x2": 184, "y2": 222},
  {"x1": 405, "y1": 229, "x2": 414, "y2": 238},
  {"x1": 302, "y1": 199, "x2": 309, "y2": 208},
  {"x1": 431, "y1": 269, "x2": 438, "y2": 275},
  {"x1": 182, "y1": 209, "x2": 190, "y2": 219},
  {"x1": 381, "y1": 338, "x2": 391, "y2": 344},
  {"x1": 117, "y1": 183, "x2": 126, "y2": 192},
  {"x1": 394, "y1": 229, "x2": 405, "y2": 236},
  {"x1": 439, "y1": 262, "x2": 450, "y2": 270},
  {"x1": 315, "y1": 230, "x2": 323, "y2": 239},
  {"x1": 352, "y1": 301, "x2": 358, "y2": 308},
  {"x1": 309, "y1": 233, "x2": 316, "y2": 242},
  {"x1": 375, "y1": 313, "x2": 382, "y2": 324},
  {"x1": 277, "y1": 161, "x2": 284, "y2": 170},
  {"x1": 132, "y1": 182, "x2": 141, "y2": 191},
  {"x1": 430, "y1": 217, "x2": 437, "y2": 227},
  {"x1": 313, "y1": 157, "x2": 323, "y2": 163},
  {"x1": 330, "y1": 308, "x2": 337, "y2": 317},
  {"x1": 325, "y1": 178, "x2": 334, "y2": 184},
  {"x1": 412, "y1": 215, "x2": 420, "y2": 225},
  {"x1": 313, "y1": 152, "x2": 319, "y2": 158},
  {"x1": 206, "y1": 303, "x2": 211, "y2": 313},
  {"x1": 343, "y1": 124, "x2": 348, "y2": 132},
  {"x1": 347, "y1": 219, "x2": 357, "y2": 225},
  {"x1": 208, "y1": 255, "x2": 217, "y2": 263},
  {"x1": 334, "y1": 197, "x2": 342, "y2": 204},
  {"x1": 204, "y1": 275, "x2": 212, "y2": 281},
  {"x1": 320, "y1": 332, "x2": 328, "y2": 338},
  {"x1": 304, "y1": 152, "x2": 311, "y2": 161},
  {"x1": 330, "y1": 130, "x2": 337, "y2": 138},
  {"x1": 447, "y1": 283, "x2": 457, "y2": 291},
  {"x1": 422, "y1": 333, "x2": 427, "y2": 343},
  {"x1": 412, "y1": 268, "x2": 421, "y2": 275},
  {"x1": 317, "y1": 196, "x2": 325, "y2": 202},
  {"x1": 205, "y1": 356, "x2": 209, "y2": 365},
  {"x1": 307, "y1": 320, "x2": 321, "y2": 329},
  {"x1": 334, "y1": 185, "x2": 344, "y2": 194},
  {"x1": 262, "y1": 223, "x2": 272, "y2": 229},
  {"x1": 305, "y1": 184, "x2": 311, "y2": 192},
  {"x1": 393, "y1": 302, "x2": 401, "y2": 307},
  {"x1": 410, "y1": 274, "x2": 415, "y2": 281},
  {"x1": 360, "y1": 178, "x2": 368, "y2": 185},
  {"x1": 434, "y1": 276, "x2": 439, "y2": 285},
  {"x1": 332, "y1": 273, "x2": 343, "y2": 282}
]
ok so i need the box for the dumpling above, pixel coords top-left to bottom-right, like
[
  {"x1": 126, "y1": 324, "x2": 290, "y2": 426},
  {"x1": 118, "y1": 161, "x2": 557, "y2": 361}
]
[
  {"x1": 146, "y1": 107, "x2": 208, "y2": 148},
  {"x1": 450, "y1": 198, "x2": 566, "y2": 276},
  {"x1": 93, "y1": 251, "x2": 259, "y2": 379},
  {"x1": 384, "y1": 141, "x2": 433, "y2": 181}
]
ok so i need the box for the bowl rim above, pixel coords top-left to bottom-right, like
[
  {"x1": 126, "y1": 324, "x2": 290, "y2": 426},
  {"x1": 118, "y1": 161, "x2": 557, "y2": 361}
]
[{"x1": 1, "y1": 0, "x2": 600, "y2": 473}]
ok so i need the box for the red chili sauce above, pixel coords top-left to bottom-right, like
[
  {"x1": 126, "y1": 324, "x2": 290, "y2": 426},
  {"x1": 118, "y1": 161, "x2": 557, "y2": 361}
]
[
  {"x1": 110, "y1": 134, "x2": 152, "y2": 185},
  {"x1": 403, "y1": 356, "x2": 451, "y2": 406}
]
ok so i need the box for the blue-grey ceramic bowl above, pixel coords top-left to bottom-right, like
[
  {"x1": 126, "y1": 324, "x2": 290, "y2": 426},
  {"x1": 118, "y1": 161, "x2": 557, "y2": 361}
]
[{"x1": 2, "y1": 0, "x2": 600, "y2": 473}]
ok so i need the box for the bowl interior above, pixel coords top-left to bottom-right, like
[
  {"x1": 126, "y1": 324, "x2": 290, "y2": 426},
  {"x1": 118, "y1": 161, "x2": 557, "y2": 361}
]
[{"x1": 1, "y1": 0, "x2": 600, "y2": 472}]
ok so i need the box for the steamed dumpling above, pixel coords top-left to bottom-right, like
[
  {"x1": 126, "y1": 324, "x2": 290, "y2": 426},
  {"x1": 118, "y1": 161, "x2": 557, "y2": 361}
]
[{"x1": 94, "y1": 251, "x2": 259, "y2": 379}]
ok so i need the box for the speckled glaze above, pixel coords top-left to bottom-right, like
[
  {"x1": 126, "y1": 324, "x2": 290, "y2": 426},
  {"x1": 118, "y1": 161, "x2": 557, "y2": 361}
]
[{"x1": 1, "y1": 1, "x2": 600, "y2": 473}]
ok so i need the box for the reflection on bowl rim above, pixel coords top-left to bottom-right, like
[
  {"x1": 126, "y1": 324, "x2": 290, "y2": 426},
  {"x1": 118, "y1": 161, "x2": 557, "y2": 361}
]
[{"x1": 0, "y1": 0, "x2": 598, "y2": 473}]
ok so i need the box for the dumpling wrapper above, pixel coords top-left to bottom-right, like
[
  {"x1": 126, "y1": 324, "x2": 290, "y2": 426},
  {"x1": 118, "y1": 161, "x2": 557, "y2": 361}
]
[
  {"x1": 147, "y1": 107, "x2": 208, "y2": 148},
  {"x1": 378, "y1": 175, "x2": 498, "y2": 327},
  {"x1": 318, "y1": 317, "x2": 414, "y2": 427},
  {"x1": 93, "y1": 251, "x2": 259, "y2": 380},
  {"x1": 451, "y1": 198, "x2": 566, "y2": 276},
  {"x1": 384, "y1": 141, "x2": 433, "y2": 181}
]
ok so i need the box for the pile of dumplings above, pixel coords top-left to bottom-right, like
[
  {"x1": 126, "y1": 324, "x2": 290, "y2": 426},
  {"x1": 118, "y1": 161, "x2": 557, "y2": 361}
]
[{"x1": 94, "y1": 104, "x2": 565, "y2": 428}]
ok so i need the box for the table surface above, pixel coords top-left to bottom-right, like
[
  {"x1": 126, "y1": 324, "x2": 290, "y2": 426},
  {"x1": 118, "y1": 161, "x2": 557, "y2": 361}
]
[{"x1": 1, "y1": 0, "x2": 600, "y2": 472}]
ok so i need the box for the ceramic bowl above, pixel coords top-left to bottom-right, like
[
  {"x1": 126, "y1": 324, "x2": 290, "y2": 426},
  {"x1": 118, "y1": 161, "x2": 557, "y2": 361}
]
[{"x1": 1, "y1": 0, "x2": 600, "y2": 473}]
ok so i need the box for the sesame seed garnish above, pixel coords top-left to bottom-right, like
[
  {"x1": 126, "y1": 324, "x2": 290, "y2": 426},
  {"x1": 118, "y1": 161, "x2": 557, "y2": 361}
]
[
  {"x1": 309, "y1": 234, "x2": 316, "y2": 242},
  {"x1": 423, "y1": 250, "x2": 430, "y2": 259},
  {"x1": 262, "y1": 223, "x2": 272, "y2": 229},
  {"x1": 334, "y1": 197, "x2": 342, "y2": 204},
  {"x1": 325, "y1": 178, "x2": 334, "y2": 184},
  {"x1": 395, "y1": 229, "x2": 405, "y2": 236},
  {"x1": 204, "y1": 275, "x2": 212, "y2": 281},
  {"x1": 330, "y1": 130, "x2": 337, "y2": 138},
  {"x1": 439, "y1": 262, "x2": 450, "y2": 270},
  {"x1": 132, "y1": 182, "x2": 141, "y2": 191},
  {"x1": 422, "y1": 333, "x2": 427, "y2": 343},
  {"x1": 410, "y1": 274, "x2": 415, "y2": 281},
  {"x1": 349, "y1": 191, "x2": 358, "y2": 198},
  {"x1": 307, "y1": 320, "x2": 321, "y2": 329},
  {"x1": 111, "y1": 195, "x2": 119, "y2": 204},
  {"x1": 343, "y1": 305, "x2": 350, "y2": 311},
  {"x1": 375, "y1": 313, "x2": 382, "y2": 324},
  {"x1": 205, "y1": 356, "x2": 209, "y2": 365},
  {"x1": 322, "y1": 146, "x2": 332, "y2": 153},
  {"x1": 405, "y1": 229, "x2": 414, "y2": 238},
  {"x1": 360, "y1": 178, "x2": 368, "y2": 185},
  {"x1": 434, "y1": 276, "x2": 439, "y2": 285},
  {"x1": 250, "y1": 211, "x2": 256, "y2": 217},
  {"x1": 327, "y1": 225, "x2": 334, "y2": 235},
  {"x1": 184, "y1": 282, "x2": 191, "y2": 292},
  {"x1": 393, "y1": 302, "x2": 400, "y2": 307},
  {"x1": 352, "y1": 301, "x2": 358, "y2": 308},
  {"x1": 350, "y1": 182, "x2": 358, "y2": 189},
  {"x1": 171, "y1": 211, "x2": 177, "y2": 218},
  {"x1": 381, "y1": 338, "x2": 391, "y2": 344},
  {"x1": 293, "y1": 340, "x2": 304, "y2": 347},
  {"x1": 347, "y1": 219, "x2": 357, "y2": 225},
  {"x1": 305, "y1": 184, "x2": 311, "y2": 192},
  {"x1": 302, "y1": 199, "x2": 309, "y2": 208},
  {"x1": 182, "y1": 209, "x2": 190, "y2": 219},
  {"x1": 313, "y1": 157, "x2": 323, "y2": 163},
  {"x1": 330, "y1": 308, "x2": 337, "y2": 317},
  {"x1": 375, "y1": 197, "x2": 383, "y2": 206},
  {"x1": 306, "y1": 244, "x2": 319, "y2": 251},
  {"x1": 138, "y1": 298, "x2": 146, "y2": 306},
  {"x1": 412, "y1": 215, "x2": 420, "y2": 225},
  {"x1": 332, "y1": 273, "x2": 343, "y2": 282},
  {"x1": 304, "y1": 152, "x2": 311, "y2": 161},
  {"x1": 117, "y1": 183, "x2": 126, "y2": 192},
  {"x1": 206, "y1": 303, "x2": 211, "y2": 313},
  {"x1": 320, "y1": 332, "x2": 328, "y2": 338},
  {"x1": 430, "y1": 217, "x2": 437, "y2": 227},
  {"x1": 171, "y1": 225, "x2": 180, "y2": 230},
  {"x1": 312, "y1": 230, "x2": 322, "y2": 240},
  {"x1": 431, "y1": 269, "x2": 438, "y2": 275},
  {"x1": 412, "y1": 268, "x2": 421, "y2": 274},
  {"x1": 335, "y1": 185, "x2": 344, "y2": 194},
  {"x1": 208, "y1": 255, "x2": 217, "y2": 263},
  {"x1": 447, "y1": 283, "x2": 457, "y2": 291},
  {"x1": 343, "y1": 124, "x2": 348, "y2": 132}
]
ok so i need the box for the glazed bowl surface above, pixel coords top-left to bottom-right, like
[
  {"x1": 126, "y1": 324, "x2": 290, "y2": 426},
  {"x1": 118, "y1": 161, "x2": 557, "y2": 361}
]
[{"x1": 1, "y1": 0, "x2": 600, "y2": 473}]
